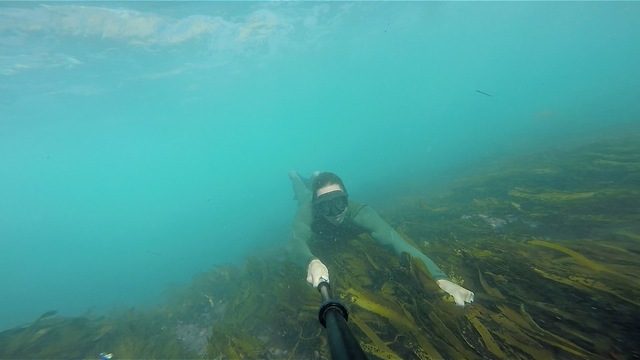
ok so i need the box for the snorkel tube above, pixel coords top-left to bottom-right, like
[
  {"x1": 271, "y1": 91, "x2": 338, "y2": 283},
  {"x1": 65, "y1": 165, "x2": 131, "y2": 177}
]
[{"x1": 317, "y1": 281, "x2": 368, "y2": 360}]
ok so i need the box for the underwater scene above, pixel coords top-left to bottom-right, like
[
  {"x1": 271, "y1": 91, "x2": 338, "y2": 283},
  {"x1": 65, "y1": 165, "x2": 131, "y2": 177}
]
[
  {"x1": 1, "y1": 130, "x2": 639, "y2": 359},
  {"x1": 2, "y1": 2, "x2": 640, "y2": 359}
]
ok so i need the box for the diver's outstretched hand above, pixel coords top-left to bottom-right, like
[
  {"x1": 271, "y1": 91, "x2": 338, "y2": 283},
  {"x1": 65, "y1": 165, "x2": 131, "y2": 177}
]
[{"x1": 437, "y1": 279, "x2": 474, "y2": 306}]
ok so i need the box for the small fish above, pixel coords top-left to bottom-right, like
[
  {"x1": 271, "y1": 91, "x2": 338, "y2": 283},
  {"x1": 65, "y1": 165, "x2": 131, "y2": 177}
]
[{"x1": 475, "y1": 89, "x2": 492, "y2": 97}]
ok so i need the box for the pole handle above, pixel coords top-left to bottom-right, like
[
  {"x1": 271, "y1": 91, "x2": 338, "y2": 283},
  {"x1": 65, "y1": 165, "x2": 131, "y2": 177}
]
[
  {"x1": 316, "y1": 281, "x2": 368, "y2": 359},
  {"x1": 317, "y1": 281, "x2": 348, "y2": 327},
  {"x1": 318, "y1": 280, "x2": 331, "y2": 301}
]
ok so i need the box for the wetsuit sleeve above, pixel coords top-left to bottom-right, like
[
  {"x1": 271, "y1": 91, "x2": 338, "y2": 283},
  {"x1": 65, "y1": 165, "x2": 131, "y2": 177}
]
[
  {"x1": 354, "y1": 206, "x2": 450, "y2": 282},
  {"x1": 291, "y1": 173, "x2": 312, "y2": 207},
  {"x1": 287, "y1": 202, "x2": 316, "y2": 268}
]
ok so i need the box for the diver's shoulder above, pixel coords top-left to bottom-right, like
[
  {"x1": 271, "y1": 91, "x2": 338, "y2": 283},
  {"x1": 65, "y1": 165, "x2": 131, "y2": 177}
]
[{"x1": 347, "y1": 199, "x2": 375, "y2": 218}]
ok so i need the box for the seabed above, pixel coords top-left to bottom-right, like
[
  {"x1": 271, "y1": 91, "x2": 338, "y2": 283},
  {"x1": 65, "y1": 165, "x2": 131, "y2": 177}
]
[{"x1": 2, "y1": 131, "x2": 639, "y2": 359}]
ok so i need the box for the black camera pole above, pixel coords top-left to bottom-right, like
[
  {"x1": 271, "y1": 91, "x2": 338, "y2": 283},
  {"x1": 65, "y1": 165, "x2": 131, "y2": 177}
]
[{"x1": 317, "y1": 281, "x2": 368, "y2": 360}]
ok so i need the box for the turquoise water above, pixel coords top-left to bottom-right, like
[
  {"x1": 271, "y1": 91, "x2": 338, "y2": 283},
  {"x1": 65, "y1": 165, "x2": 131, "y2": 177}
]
[{"x1": 1, "y1": 2, "x2": 638, "y2": 331}]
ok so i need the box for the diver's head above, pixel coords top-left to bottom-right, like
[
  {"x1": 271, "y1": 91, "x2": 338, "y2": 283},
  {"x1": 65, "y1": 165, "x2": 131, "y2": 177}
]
[{"x1": 312, "y1": 172, "x2": 348, "y2": 225}]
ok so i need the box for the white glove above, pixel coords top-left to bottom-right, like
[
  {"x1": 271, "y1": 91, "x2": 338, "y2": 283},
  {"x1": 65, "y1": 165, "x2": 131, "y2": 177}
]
[
  {"x1": 437, "y1": 279, "x2": 474, "y2": 306},
  {"x1": 307, "y1": 259, "x2": 329, "y2": 288}
]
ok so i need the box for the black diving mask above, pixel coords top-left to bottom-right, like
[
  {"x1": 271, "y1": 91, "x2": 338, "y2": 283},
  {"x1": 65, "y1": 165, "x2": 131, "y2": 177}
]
[{"x1": 314, "y1": 191, "x2": 348, "y2": 217}]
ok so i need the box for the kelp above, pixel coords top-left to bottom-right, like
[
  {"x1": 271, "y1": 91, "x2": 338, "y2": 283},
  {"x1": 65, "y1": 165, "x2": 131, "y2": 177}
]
[
  {"x1": 508, "y1": 187, "x2": 597, "y2": 202},
  {"x1": 466, "y1": 305, "x2": 507, "y2": 359},
  {"x1": 529, "y1": 239, "x2": 620, "y2": 275},
  {"x1": 349, "y1": 314, "x2": 402, "y2": 360},
  {"x1": 2, "y1": 132, "x2": 640, "y2": 359},
  {"x1": 341, "y1": 287, "x2": 415, "y2": 331},
  {"x1": 477, "y1": 267, "x2": 506, "y2": 300}
]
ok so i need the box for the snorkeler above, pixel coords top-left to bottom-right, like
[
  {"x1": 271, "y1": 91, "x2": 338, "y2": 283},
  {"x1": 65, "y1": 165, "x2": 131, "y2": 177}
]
[{"x1": 287, "y1": 171, "x2": 474, "y2": 306}]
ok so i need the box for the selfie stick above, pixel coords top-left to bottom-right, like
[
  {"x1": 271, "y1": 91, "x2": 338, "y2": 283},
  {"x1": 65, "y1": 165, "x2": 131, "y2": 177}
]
[{"x1": 317, "y1": 281, "x2": 368, "y2": 360}]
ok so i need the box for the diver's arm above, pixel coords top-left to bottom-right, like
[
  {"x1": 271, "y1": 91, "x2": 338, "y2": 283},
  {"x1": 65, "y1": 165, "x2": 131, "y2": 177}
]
[
  {"x1": 354, "y1": 206, "x2": 449, "y2": 281},
  {"x1": 287, "y1": 203, "x2": 330, "y2": 287},
  {"x1": 290, "y1": 171, "x2": 313, "y2": 208},
  {"x1": 355, "y1": 206, "x2": 474, "y2": 305},
  {"x1": 288, "y1": 223, "x2": 316, "y2": 268},
  {"x1": 286, "y1": 203, "x2": 317, "y2": 268}
]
